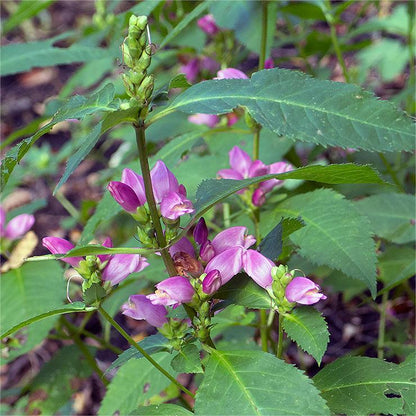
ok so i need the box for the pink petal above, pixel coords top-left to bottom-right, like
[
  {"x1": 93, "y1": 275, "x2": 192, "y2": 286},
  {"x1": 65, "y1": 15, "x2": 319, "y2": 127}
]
[
  {"x1": 42, "y1": 237, "x2": 83, "y2": 268},
  {"x1": 150, "y1": 161, "x2": 179, "y2": 203},
  {"x1": 216, "y1": 68, "x2": 248, "y2": 79},
  {"x1": 122, "y1": 294, "x2": 168, "y2": 327},
  {"x1": 160, "y1": 191, "x2": 194, "y2": 220},
  {"x1": 193, "y1": 217, "x2": 209, "y2": 245},
  {"x1": 180, "y1": 58, "x2": 200, "y2": 83},
  {"x1": 121, "y1": 169, "x2": 146, "y2": 204},
  {"x1": 229, "y1": 146, "x2": 252, "y2": 178},
  {"x1": 148, "y1": 276, "x2": 194, "y2": 307},
  {"x1": 264, "y1": 58, "x2": 274, "y2": 69},
  {"x1": 211, "y1": 226, "x2": 255, "y2": 254},
  {"x1": 169, "y1": 237, "x2": 195, "y2": 257},
  {"x1": 285, "y1": 277, "x2": 327, "y2": 305},
  {"x1": 248, "y1": 160, "x2": 268, "y2": 178},
  {"x1": 98, "y1": 237, "x2": 113, "y2": 263},
  {"x1": 5, "y1": 214, "x2": 35, "y2": 240},
  {"x1": 242, "y1": 249, "x2": 274, "y2": 289},
  {"x1": 107, "y1": 181, "x2": 142, "y2": 212},
  {"x1": 202, "y1": 269, "x2": 222, "y2": 295},
  {"x1": 188, "y1": 113, "x2": 219, "y2": 127},
  {"x1": 102, "y1": 254, "x2": 149, "y2": 286},
  {"x1": 217, "y1": 168, "x2": 244, "y2": 181},
  {"x1": 197, "y1": 14, "x2": 219, "y2": 35},
  {"x1": 205, "y1": 246, "x2": 243, "y2": 285}
]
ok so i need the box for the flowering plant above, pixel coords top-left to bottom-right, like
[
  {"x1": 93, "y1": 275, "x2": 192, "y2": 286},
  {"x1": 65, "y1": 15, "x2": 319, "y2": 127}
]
[{"x1": 1, "y1": 4, "x2": 414, "y2": 416}]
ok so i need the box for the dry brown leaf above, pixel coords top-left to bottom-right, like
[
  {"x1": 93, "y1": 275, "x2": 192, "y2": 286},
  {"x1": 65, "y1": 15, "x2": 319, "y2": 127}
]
[{"x1": 1, "y1": 231, "x2": 38, "y2": 272}]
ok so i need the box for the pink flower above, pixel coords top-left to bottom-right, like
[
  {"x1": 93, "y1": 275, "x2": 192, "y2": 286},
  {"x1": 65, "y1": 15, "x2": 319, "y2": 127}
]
[
  {"x1": 202, "y1": 270, "x2": 222, "y2": 295},
  {"x1": 197, "y1": 14, "x2": 219, "y2": 35},
  {"x1": 180, "y1": 58, "x2": 200, "y2": 83},
  {"x1": 264, "y1": 57, "x2": 274, "y2": 69},
  {"x1": 108, "y1": 161, "x2": 193, "y2": 220},
  {"x1": 147, "y1": 276, "x2": 195, "y2": 308},
  {"x1": 101, "y1": 254, "x2": 149, "y2": 286},
  {"x1": 242, "y1": 250, "x2": 274, "y2": 289},
  {"x1": 215, "y1": 68, "x2": 248, "y2": 79},
  {"x1": 42, "y1": 237, "x2": 83, "y2": 268},
  {"x1": 188, "y1": 113, "x2": 219, "y2": 127},
  {"x1": 122, "y1": 294, "x2": 168, "y2": 327},
  {"x1": 285, "y1": 277, "x2": 327, "y2": 305},
  {"x1": 0, "y1": 207, "x2": 35, "y2": 240},
  {"x1": 218, "y1": 146, "x2": 293, "y2": 206}
]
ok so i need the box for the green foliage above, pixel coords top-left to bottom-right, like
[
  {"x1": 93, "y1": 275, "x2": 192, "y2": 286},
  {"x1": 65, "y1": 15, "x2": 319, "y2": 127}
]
[
  {"x1": 271, "y1": 188, "x2": 377, "y2": 297},
  {"x1": 194, "y1": 349, "x2": 330, "y2": 415},
  {"x1": 1, "y1": 36, "x2": 110, "y2": 76},
  {"x1": 99, "y1": 353, "x2": 177, "y2": 416},
  {"x1": 26, "y1": 345, "x2": 94, "y2": 415},
  {"x1": 355, "y1": 193, "x2": 416, "y2": 244},
  {"x1": 129, "y1": 404, "x2": 194, "y2": 415},
  {"x1": 313, "y1": 354, "x2": 416, "y2": 416},
  {"x1": 156, "y1": 68, "x2": 414, "y2": 152},
  {"x1": 283, "y1": 307, "x2": 329, "y2": 365},
  {"x1": 170, "y1": 344, "x2": 203, "y2": 374},
  {"x1": 0, "y1": 83, "x2": 116, "y2": 191}
]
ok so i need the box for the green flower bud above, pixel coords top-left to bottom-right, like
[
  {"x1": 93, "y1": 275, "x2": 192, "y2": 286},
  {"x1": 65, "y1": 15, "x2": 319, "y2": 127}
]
[{"x1": 132, "y1": 205, "x2": 149, "y2": 225}]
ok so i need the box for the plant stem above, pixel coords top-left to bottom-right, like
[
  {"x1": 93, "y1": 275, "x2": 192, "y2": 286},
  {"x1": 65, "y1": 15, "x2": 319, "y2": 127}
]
[
  {"x1": 98, "y1": 306, "x2": 195, "y2": 398},
  {"x1": 377, "y1": 291, "x2": 389, "y2": 359},
  {"x1": 378, "y1": 153, "x2": 405, "y2": 192},
  {"x1": 324, "y1": 0, "x2": 350, "y2": 83},
  {"x1": 259, "y1": 0, "x2": 269, "y2": 70},
  {"x1": 276, "y1": 314, "x2": 284, "y2": 359},
  {"x1": 406, "y1": 0, "x2": 415, "y2": 114},
  {"x1": 60, "y1": 317, "x2": 110, "y2": 386},
  {"x1": 55, "y1": 191, "x2": 80, "y2": 219},
  {"x1": 134, "y1": 121, "x2": 177, "y2": 277}
]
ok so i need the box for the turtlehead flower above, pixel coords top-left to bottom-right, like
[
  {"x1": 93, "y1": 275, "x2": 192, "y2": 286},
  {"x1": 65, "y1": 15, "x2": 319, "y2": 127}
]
[
  {"x1": 42, "y1": 237, "x2": 148, "y2": 286},
  {"x1": 264, "y1": 57, "x2": 274, "y2": 69},
  {"x1": 108, "y1": 161, "x2": 194, "y2": 220},
  {"x1": 197, "y1": 14, "x2": 219, "y2": 35},
  {"x1": 215, "y1": 68, "x2": 248, "y2": 80},
  {"x1": 147, "y1": 276, "x2": 195, "y2": 308},
  {"x1": 0, "y1": 207, "x2": 35, "y2": 241},
  {"x1": 122, "y1": 294, "x2": 168, "y2": 327},
  {"x1": 285, "y1": 277, "x2": 327, "y2": 305},
  {"x1": 202, "y1": 270, "x2": 222, "y2": 295},
  {"x1": 180, "y1": 58, "x2": 200, "y2": 83},
  {"x1": 188, "y1": 113, "x2": 219, "y2": 128},
  {"x1": 218, "y1": 146, "x2": 293, "y2": 206}
]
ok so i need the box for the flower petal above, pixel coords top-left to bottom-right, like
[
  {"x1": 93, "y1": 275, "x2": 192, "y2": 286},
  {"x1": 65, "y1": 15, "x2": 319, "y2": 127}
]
[
  {"x1": 205, "y1": 247, "x2": 243, "y2": 285},
  {"x1": 216, "y1": 68, "x2": 248, "y2": 79},
  {"x1": 122, "y1": 294, "x2": 168, "y2": 327},
  {"x1": 5, "y1": 214, "x2": 35, "y2": 240},
  {"x1": 121, "y1": 168, "x2": 146, "y2": 204},
  {"x1": 102, "y1": 254, "x2": 149, "y2": 286},
  {"x1": 107, "y1": 181, "x2": 142, "y2": 212},
  {"x1": 150, "y1": 161, "x2": 179, "y2": 203},
  {"x1": 160, "y1": 191, "x2": 194, "y2": 220},
  {"x1": 242, "y1": 249, "x2": 274, "y2": 289},
  {"x1": 211, "y1": 226, "x2": 255, "y2": 254},
  {"x1": 285, "y1": 277, "x2": 327, "y2": 305},
  {"x1": 217, "y1": 168, "x2": 244, "y2": 181},
  {"x1": 188, "y1": 113, "x2": 219, "y2": 127},
  {"x1": 42, "y1": 237, "x2": 83, "y2": 267},
  {"x1": 148, "y1": 276, "x2": 195, "y2": 307},
  {"x1": 229, "y1": 146, "x2": 252, "y2": 178}
]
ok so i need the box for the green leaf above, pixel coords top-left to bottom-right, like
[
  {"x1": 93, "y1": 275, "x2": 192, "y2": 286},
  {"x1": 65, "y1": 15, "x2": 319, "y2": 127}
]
[
  {"x1": 283, "y1": 307, "x2": 329, "y2": 365},
  {"x1": 98, "y1": 353, "x2": 177, "y2": 416},
  {"x1": 195, "y1": 349, "x2": 330, "y2": 415},
  {"x1": 155, "y1": 68, "x2": 414, "y2": 152},
  {"x1": 129, "y1": 404, "x2": 193, "y2": 415},
  {"x1": 355, "y1": 193, "x2": 416, "y2": 244},
  {"x1": 1, "y1": 83, "x2": 116, "y2": 191},
  {"x1": 216, "y1": 273, "x2": 274, "y2": 310},
  {"x1": 0, "y1": 261, "x2": 87, "y2": 339},
  {"x1": 259, "y1": 217, "x2": 305, "y2": 261},
  {"x1": 313, "y1": 354, "x2": 416, "y2": 416},
  {"x1": 2, "y1": 0, "x2": 55, "y2": 35},
  {"x1": 171, "y1": 344, "x2": 203, "y2": 374},
  {"x1": 26, "y1": 345, "x2": 94, "y2": 415},
  {"x1": 0, "y1": 36, "x2": 110, "y2": 76},
  {"x1": 107, "y1": 333, "x2": 171, "y2": 372},
  {"x1": 272, "y1": 188, "x2": 377, "y2": 297},
  {"x1": 159, "y1": 2, "x2": 209, "y2": 48},
  {"x1": 193, "y1": 163, "x2": 385, "y2": 219},
  {"x1": 54, "y1": 122, "x2": 103, "y2": 193},
  {"x1": 378, "y1": 246, "x2": 416, "y2": 293}
]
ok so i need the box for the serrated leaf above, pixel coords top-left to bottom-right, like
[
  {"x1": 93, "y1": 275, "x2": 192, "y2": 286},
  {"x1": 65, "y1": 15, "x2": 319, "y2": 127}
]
[
  {"x1": 107, "y1": 333, "x2": 171, "y2": 372},
  {"x1": 154, "y1": 68, "x2": 414, "y2": 152},
  {"x1": 193, "y1": 163, "x2": 385, "y2": 216},
  {"x1": 283, "y1": 307, "x2": 329, "y2": 365},
  {"x1": 355, "y1": 193, "x2": 416, "y2": 244},
  {"x1": 259, "y1": 217, "x2": 305, "y2": 261},
  {"x1": 195, "y1": 349, "x2": 330, "y2": 415},
  {"x1": 313, "y1": 354, "x2": 416, "y2": 416},
  {"x1": 99, "y1": 353, "x2": 177, "y2": 416},
  {"x1": 1, "y1": 36, "x2": 109, "y2": 76},
  {"x1": 216, "y1": 273, "x2": 274, "y2": 310},
  {"x1": 27, "y1": 345, "x2": 94, "y2": 415},
  {"x1": 1, "y1": 84, "x2": 116, "y2": 191},
  {"x1": 129, "y1": 404, "x2": 193, "y2": 415},
  {"x1": 171, "y1": 344, "x2": 203, "y2": 374},
  {"x1": 272, "y1": 188, "x2": 377, "y2": 297}
]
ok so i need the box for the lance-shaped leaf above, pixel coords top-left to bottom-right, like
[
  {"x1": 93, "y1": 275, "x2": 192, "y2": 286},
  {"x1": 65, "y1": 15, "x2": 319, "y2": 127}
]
[
  {"x1": 272, "y1": 188, "x2": 377, "y2": 297},
  {"x1": 129, "y1": 404, "x2": 194, "y2": 415},
  {"x1": 152, "y1": 68, "x2": 414, "y2": 152},
  {"x1": 1, "y1": 83, "x2": 116, "y2": 191},
  {"x1": 313, "y1": 354, "x2": 416, "y2": 416},
  {"x1": 283, "y1": 307, "x2": 329, "y2": 365},
  {"x1": 195, "y1": 349, "x2": 330, "y2": 415}
]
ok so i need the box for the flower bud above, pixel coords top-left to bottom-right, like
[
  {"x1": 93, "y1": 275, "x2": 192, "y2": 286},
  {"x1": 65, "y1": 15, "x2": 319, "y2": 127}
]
[
  {"x1": 285, "y1": 277, "x2": 327, "y2": 305},
  {"x1": 202, "y1": 270, "x2": 222, "y2": 295},
  {"x1": 193, "y1": 217, "x2": 208, "y2": 245}
]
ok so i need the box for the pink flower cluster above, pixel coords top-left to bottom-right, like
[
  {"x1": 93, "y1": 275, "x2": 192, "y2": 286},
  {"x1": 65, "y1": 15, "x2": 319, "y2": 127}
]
[
  {"x1": 0, "y1": 206, "x2": 34, "y2": 241},
  {"x1": 107, "y1": 161, "x2": 194, "y2": 221},
  {"x1": 42, "y1": 237, "x2": 148, "y2": 286},
  {"x1": 218, "y1": 146, "x2": 293, "y2": 206}
]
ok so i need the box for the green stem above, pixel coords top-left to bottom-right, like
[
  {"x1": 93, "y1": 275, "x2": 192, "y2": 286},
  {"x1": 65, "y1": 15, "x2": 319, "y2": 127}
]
[
  {"x1": 252, "y1": 127, "x2": 261, "y2": 162},
  {"x1": 134, "y1": 121, "x2": 177, "y2": 276},
  {"x1": 60, "y1": 317, "x2": 110, "y2": 386},
  {"x1": 324, "y1": 0, "x2": 350, "y2": 83},
  {"x1": 55, "y1": 191, "x2": 80, "y2": 219},
  {"x1": 406, "y1": 1, "x2": 415, "y2": 114},
  {"x1": 276, "y1": 314, "x2": 284, "y2": 359},
  {"x1": 98, "y1": 306, "x2": 195, "y2": 398},
  {"x1": 259, "y1": 0, "x2": 269, "y2": 70},
  {"x1": 223, "y1": 202, "x2": 231, "y2": 228},
  {"x1": 260, "y1": 310, "x2": 268, "y2": 352},
  {"x1": 377, "y1": 291, "x2": 389, "y2": 359}
]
